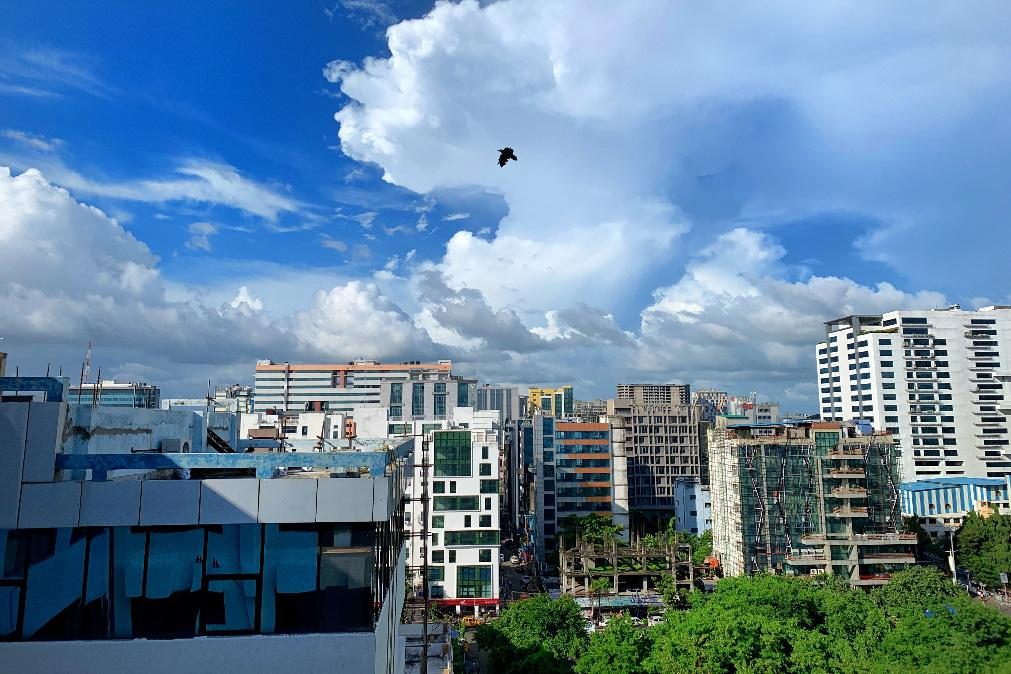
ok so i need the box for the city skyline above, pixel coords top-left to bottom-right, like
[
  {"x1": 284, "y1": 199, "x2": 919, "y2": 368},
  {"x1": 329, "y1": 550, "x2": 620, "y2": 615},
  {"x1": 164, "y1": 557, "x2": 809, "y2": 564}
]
[{"x1": 3, "y1": 1, "x2": 1011, "y2": 407}]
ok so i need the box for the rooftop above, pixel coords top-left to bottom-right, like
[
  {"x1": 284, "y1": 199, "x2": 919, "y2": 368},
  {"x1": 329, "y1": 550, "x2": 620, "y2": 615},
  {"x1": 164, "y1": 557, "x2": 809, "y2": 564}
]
[{"x1": 901, "y1": 477, "x2": 1007, "y2": 492}]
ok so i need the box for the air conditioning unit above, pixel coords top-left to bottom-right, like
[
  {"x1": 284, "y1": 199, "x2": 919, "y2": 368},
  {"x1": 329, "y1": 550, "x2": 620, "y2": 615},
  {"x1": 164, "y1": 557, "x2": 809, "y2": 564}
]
[{"x1": 160, "y1": 439, "x2": 190, "y2": 453}]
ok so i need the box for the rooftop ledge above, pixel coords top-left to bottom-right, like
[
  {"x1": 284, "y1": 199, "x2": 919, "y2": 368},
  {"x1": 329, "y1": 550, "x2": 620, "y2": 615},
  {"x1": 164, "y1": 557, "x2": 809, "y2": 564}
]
[{"x1": 55, "y1": 440, "x2": 413, "y2": 481}]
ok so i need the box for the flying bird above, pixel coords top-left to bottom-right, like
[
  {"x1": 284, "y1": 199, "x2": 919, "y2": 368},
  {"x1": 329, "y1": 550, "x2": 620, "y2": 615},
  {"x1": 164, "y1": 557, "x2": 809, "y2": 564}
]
[{"x1": 498, "y1": 147, "x2": 518, "y2": 167}]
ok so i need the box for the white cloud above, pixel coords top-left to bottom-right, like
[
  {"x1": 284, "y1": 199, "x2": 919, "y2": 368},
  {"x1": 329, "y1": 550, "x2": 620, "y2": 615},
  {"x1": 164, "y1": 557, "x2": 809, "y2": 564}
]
[
  {"x1": 1, "y1": 129, "x2": 63, "y2": 152},
  {"x1": 415, "y1": 212, "x2": 429, "y2": 232},
  {"x1": 185, "y1": 221, "x2": 217, "y2": 252},
  {"x1": 320, "y1": 234, "x2": 348, "y2": 252},
  {"x1": 229, "y1": 286, "x2": 264, "y2": 313},
  {"x1": 442, "y1": 212, "x2": 469, "y2": 221}
]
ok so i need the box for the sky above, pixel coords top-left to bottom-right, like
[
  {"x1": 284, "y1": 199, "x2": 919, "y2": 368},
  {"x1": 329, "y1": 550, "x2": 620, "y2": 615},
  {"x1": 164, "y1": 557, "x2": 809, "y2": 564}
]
[{"x1": 2, "y1": 1, "x2": 1011, "y2": 408}]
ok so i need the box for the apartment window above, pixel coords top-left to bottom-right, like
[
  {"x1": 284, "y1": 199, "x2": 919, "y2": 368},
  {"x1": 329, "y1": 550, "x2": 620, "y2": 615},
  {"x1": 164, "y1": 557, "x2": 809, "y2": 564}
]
[
  {"x1": 432, "y1": 516, "x2": 444, "y2": 528},
  {"x1": 457, "y1": 384, "x2": 470, "y2": 408},
  {"x1": 885, "y1": 416, "x2": 899, "y2": 423},
  {"x1": 880, "y1": 361, "x2": 893, "y2": 367},
  {"x1": 434, "y1": 382, "x2": 446, "y2": 394},
  {"x1": 434, "y1": 431, "x2": 472, "y2": 476},
  {"x1": 431, "y1": 533, "x2": 439, "y2": 546},
  {"x1": 427, "y1": 566, "x2": 444, "y2": 581},
  {"x1": 449, "y1": 482, "x2": 457, "y2": 494},
  {"x1": 433, "y1": 496, "x2": 479, "y2": 511},
  {"x1": 434, "y1": 395, "x2": 446, "y2": 417},
  {"x1": 433, "y1": 481, "x2": 446, "y2": 494},
  {"x1": 480, "y1": 480, "x2": 498, "y2": 494},
  {"x1": 390, "y1": 383, "x2": 403, "y2": 405},
  {"x1": 432, "y1": 550, "x2": 444, "y2": 563},
  {"x1": 445, "y1": 532, "x2": 500, "y2": 546},
  {"x1": 479, "y1": 549, "x2": 492, "y2": 563},
  {"x1": 464, "y1": 515, "x2": 472, "y2": 528},
  {"x1": 389, "y1": 405, "x2": 402, "y2": 419},
  {"x1": 480, "y1": 463, "x2": 492, "y2": 476},
  {"x1": 485, "y1": 497, "x2": 492, "y2": 510},
  {"x1": 412, "y1": 383, "x2": 425, "y2": 416},
  {"x1": 482, "y1": 446, "x2": 489, "y2": 460},
  {"x1": 480, "y1": 515, "x2": 492, "y2": 527},
  {"x1": 456, "y1": 566, "x2": 492, "y2": 598}
]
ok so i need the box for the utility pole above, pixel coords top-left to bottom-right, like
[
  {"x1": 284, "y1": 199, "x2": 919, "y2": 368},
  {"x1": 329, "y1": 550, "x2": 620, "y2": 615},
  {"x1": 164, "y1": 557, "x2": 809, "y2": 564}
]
[
  {"x1": 420, "y1": 435, "x2": 430, "y2": 674},
  {"x1": 948, "y1": 529, "x2": 958, "y2": 587}
]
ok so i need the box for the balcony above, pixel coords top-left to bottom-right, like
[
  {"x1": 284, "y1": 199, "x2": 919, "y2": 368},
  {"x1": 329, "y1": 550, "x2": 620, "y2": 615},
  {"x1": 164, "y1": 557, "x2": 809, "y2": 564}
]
[
  {"x1": 825, "y1": 468, "x2": 866, "y2": 478},
  {"x1": 828, "y1": 506, "x2": 869, "y2": 518},
  {"x1": 853, "y1": 573, "x2": 893, "y2": 586},
  {"x1": 827, "y1": 487, "x2": 868, "y2": 498},
  {"x1": 825, "y1": 449, "x2": 864, "y2": 460},
  {"x1": 860, "y1": 552, "x2": 916, "y2": 564},
  {"x1": 801, "y1": 533, "x2": 916, "y2": 546}
]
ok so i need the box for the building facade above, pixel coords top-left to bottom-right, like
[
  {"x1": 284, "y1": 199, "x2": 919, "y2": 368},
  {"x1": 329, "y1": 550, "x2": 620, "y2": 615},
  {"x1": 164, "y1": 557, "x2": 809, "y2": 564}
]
[
  {"x1": 403, "y1": 417, "x2": 502, "y2": 614},
  {"x1": 529, "y1": 417, "x2": 629, "y2": 562},
  {"x1": 68, "y1": 380, "x2": 161, "y2": 408},
  {"x1": 900, "y1": 476, "x2": 1011, "y2": 535},
  {"x1": 0, "y1": 380, "x2": 410, "y2": 674},
  {"x1": 253, "y1": 359, "x2": 458, "y2": 414},
  {"x1": 710, "y1": 419, "x2": 915, "y2": 586},
  {"x1": 379, "y1": 377, "x2": 477, "y2": 422},
  {"x1": 574, "y1": 399, "x2": 608, "y2": 421},
  {"x1": 607, "y1": 395, "x2": 709, "y2": 513},
  {"x1": 475, "y1": 385, "x2": 521, "y2": 422},
  {"x1": 817, "y1": 307, "x2": 1011, "y2": 479},
  {"x1": 617, "y1": 384, "x2": 691, "y2": 406},
  {"x1": 526, "y1": 386, "x2": 574, "y2": 417}
]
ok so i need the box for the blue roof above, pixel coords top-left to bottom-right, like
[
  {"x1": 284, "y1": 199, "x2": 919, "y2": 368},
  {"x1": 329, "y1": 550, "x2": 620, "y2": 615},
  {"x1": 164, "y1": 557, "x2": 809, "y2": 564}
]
[{"x1": 901, "y1": 477, "x2": 1005, "y2": 492}]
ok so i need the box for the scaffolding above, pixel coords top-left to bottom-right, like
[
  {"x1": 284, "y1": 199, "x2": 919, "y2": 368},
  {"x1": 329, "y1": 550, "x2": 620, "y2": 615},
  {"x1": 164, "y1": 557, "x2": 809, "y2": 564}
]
[
  {"x1": 559, "y1": 539, "x2": 693, "y2": 597},
  {"x1": 710, "y1": 421, "x2": 915, "y2": 585}
]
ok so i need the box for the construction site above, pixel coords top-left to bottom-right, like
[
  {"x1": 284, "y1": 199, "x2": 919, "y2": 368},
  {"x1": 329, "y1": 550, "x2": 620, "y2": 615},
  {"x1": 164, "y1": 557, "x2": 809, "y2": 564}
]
[
  {"x1": 710, "y1": 419, "x2": 916, "y2": 586},
  {"x1": 559, "y1": 539, "x2": 694, "y2": 598}
]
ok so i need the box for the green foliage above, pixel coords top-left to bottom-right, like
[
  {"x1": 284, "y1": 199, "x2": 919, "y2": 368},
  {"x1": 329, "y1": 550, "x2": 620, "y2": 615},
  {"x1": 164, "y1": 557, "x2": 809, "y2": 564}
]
[
  {"x1": 568, "y1": 569, "x2": 1011, "y2": 674},
  {"x1": 562, "y1": 514, "x2": 625, "y2": 547},
  {"x1": 477, "y1": 595, "x2": 589, "y2": 674},
  {"x1": 575, "y1": 615, "x2": 650, "y2": 674},
  {"x1": 691, "y1": 529, "x2": 713, "y2": 566},
  {"x1": 957, "y1": 511, "x2": 1011, "y2": 588}
]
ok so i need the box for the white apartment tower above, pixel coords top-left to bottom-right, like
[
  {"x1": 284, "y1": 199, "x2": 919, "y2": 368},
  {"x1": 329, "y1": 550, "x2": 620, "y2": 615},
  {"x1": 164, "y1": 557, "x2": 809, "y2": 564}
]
[{"x1": 817, "y1": 307, "x2": 1011, "y2": 480}]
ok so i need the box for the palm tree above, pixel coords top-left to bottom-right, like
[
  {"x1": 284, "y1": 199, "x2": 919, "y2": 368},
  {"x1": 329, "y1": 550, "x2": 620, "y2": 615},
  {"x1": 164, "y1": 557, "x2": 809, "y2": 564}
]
[{"x1": 591, "y1": 577, "x2": 611, "y2": 623}]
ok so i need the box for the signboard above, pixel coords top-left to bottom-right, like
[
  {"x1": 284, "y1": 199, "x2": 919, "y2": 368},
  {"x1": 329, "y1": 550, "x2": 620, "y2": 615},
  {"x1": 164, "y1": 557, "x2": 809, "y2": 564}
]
[{"x1": 1001, "y1": 573, "x2": 1008, "y2": 585}]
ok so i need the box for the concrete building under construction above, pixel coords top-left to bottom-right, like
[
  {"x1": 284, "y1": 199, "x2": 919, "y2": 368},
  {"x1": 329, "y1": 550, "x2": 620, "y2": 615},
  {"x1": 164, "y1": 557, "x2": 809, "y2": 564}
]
[{"x1": 710, "y1": 419, "x2": 915, "y2": 586}]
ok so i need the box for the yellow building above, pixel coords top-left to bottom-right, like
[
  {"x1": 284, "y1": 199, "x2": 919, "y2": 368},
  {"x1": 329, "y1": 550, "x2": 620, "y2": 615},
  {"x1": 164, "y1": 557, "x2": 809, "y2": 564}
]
[{"x1": 527, "y1": 386, "x2": 574, "y2": 417}]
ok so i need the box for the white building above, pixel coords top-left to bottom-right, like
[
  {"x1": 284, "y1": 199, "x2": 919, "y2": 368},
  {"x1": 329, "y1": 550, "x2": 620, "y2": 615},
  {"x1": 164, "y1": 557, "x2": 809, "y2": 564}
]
[
  {"x1": 0, "y1": 376, "x2": 410, "y2": 674},
  {"x1": 253, "y1": 359, "x2": 458, "y2": 414},
  {"x1": 402, "y1": 409, "x2": 502, "y2": 614},
  {"x1": 476, "y1": 385, "x2": 522, "y2": 422},
  {"x1": 817, "y1": 307, "x2": 1011, "y2": 480}
]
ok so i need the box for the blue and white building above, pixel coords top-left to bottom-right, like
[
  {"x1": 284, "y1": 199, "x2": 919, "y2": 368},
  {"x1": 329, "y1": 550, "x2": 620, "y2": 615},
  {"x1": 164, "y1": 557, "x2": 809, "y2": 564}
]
[{"x1": 901, "y1": 476, "x2": 1011, "y2": 534}]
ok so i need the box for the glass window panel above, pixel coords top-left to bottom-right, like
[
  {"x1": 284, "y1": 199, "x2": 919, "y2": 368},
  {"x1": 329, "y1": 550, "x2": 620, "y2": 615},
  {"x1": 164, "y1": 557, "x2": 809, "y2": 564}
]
[
  {"x1": 135, "y1": 528, "x2": 203, "y2": 639},
  {"x1": 204, "y1": 579, "x2": 257, "y2": 633},
  {"x1": 206, "y1": 525, "x2": 261, "y2": 576},
  {"x1": 23, "y1": 529, "x2": 86, "y2": 640},
  {"x1": 261, "y1": 525, "x2": 318, "y2": 635}
]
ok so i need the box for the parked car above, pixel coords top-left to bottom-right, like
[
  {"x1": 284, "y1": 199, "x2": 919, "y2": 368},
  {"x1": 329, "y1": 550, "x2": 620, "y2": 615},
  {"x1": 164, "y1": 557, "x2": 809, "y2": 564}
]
[
  {"x1": 649, "y1": 615, "x2": 664, "y2": 626},
  {"x1": 509, "y1": 555, "x2": 520, "y2": 564}
]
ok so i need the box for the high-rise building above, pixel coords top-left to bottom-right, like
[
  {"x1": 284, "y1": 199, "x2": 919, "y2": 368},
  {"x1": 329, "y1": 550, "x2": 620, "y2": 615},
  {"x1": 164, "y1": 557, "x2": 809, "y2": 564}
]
[
  {"x1": 253, "y1": 359, "x2": 463, "y2": 414},
  {"x1": 475, "y1": 385, "x2": 521, "y2": 422},
  {"x1": 607, "y1": 391, "x2": 709, "y2": 514},
  {"x1": 526, "y1": 386, "x2": 574, "y2": 417},
  {"x1": 68, "y1": 379, "x2": 161, "y2": 408},
  {"x1": 379, "y1": 377, "x2": 477, "y2": 422},
  {"x1": 710, "y1": 419, "x2": 915, "y2": 585},
  {"x1": 817, "y1": 307, "x2": 1011, "y2": 479},
  {"x1": 693, "y1": 389, "x2": 727, "y2": 423},
  {"x1": 0, "y1": 378, "x2": 410, "y2": 673},
  {"x1": 616, "y1": 383, "x2": 690, "y2": 406},
  {"x1": 529, "y1": 416, "x2": 629, "y2": 562}
]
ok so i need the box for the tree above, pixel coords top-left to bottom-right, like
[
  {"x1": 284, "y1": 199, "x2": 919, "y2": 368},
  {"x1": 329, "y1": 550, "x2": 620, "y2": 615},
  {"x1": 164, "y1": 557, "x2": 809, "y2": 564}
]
[
  {"x1": 590, "y1": 577, "x2": 611, "y2": 621},
  {"x1": 691, "y1": 529, "x2": 713, "y2": 567},
  {"x1": 872, "y1": 565, "x2": 960, "y2": 617},
  {"x1": 957, "y1": 511, "x2": 1011, "y2": 588},
  {"x1": 477, "y1": 595, "x2": 588, "y2": 674},
  {"x1": 575, "y1": 615, "x2": 650, "y2": 674}
]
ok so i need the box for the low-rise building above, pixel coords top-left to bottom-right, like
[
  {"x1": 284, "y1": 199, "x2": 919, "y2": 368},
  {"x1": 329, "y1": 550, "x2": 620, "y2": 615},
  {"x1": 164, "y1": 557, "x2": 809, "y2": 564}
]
[
  {"x1": 68, "y1": 379, "x2": 161, "y2": 408},
  {"x1": 710, "y1": 419, "x2": 916, "y2": 586},
  {"x1": 900, "y1": 476, "x2": 1011, "y2": 535},
  {"x1": 0, "y1": 377, "x2": 410, "y2": 674},
  {"x1": 527, "y1": 386, "x2": 574, "y2": 417}
]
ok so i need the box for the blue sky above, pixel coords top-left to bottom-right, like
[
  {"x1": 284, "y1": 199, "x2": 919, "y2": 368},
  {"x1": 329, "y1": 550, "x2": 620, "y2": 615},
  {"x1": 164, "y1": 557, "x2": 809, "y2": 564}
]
[{"x1": 2, "y1": 1, "x2": 1010, "y2": 405}]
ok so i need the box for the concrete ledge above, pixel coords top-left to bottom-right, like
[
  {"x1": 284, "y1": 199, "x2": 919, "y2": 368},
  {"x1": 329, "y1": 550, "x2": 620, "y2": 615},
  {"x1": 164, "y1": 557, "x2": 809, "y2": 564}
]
[
  {"x1": 81, "y1": 481, "x2": 142, "y2": 526},
  {"x1": 258, "y1": 479, "x2": 316, "y2": 523},
  {"x1": 201, "y1": 479, "x2": 259, "y2": 524},
  {"x1": 140, "y1": 480, "x2": 201, "y2": 525},
  {"x1": 18, "y1": 481, "x2": 82, "y2": 528}
]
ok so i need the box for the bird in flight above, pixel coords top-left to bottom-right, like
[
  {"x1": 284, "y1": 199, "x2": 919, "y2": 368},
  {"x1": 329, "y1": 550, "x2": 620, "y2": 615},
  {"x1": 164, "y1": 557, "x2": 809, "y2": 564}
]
[{"x1": 498, "y1": 147, "x2": 518, "y2": 167}]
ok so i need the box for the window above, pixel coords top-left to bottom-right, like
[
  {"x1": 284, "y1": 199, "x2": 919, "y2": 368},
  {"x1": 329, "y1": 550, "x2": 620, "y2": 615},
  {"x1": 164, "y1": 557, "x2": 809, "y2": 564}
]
[
  {"x1": 434, "y1": 431, "x2": 472, "y2": 476},
  {"x1": 458, "y1": 384, "x2": 470, "y2": 408},
  {"x1": 434, "y1": 382, "x2": 447, "y2": 393},
  {"x1": 432, "y1": 550, "x2": 444, "y2": 563},
  {"x1": 433, "y1": 481, "x2": 445, "y2": 494},
  {"x1": 427, "y1": 566, "x2": 444, "y2": 581},
  {"x1": 480, "y1": 463, "x2": 492, "y2": 476},
  {"x1": 301, "y1": 426, "x2": 308, "y2": 436},
  {"x1": 434, "y1": 395, "x2": 446, "y2": 417},
  {"x1": 412, "y1": 383, "x2": 425, "y2": 416},
  {"x1": 480, "y1": 480, "x2": 498, "y2": 494},
  {"x1": 389, "y1": 405, "x2": 402, "y2": 420},
  {"x1": 484, "y1": 497, "x2": 492, "y2": 510},
  {"x1": 449, "y1": 550, "x2": 456, "y2": 563},
  {"x1": 431, "y1": 533, "x2": 439, "y2": 546},
  {"x1": 432, "y1": 516, "x2": 444, "y2": 528},
  {"x1": 464, "y1": 515, "x2": 472, "y2": 528},
  {"x1": 433, "y1": 496, "x2": 480, "y2": 511},
  {"x1": 445, "y1": 531, "x2": 501, "y2": 546},
  {"x1": 449, "y1": 481, "x2": 456, "y2": 494},
  {"x1": 479, "y1": 515, "x2": 492, "y2": 527},
  {"x1": 479, "y1": 549, "x2": 492, "y2": 563},
  {"x1": 456, "y1": 566, "x2": 493, "y2": 598},
  {"x1": 390, "y1": 382, "x2": 403, "y2": 405},
  {"x1": 482, "y1": 446, "x2": 489, "y2": 460}
]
